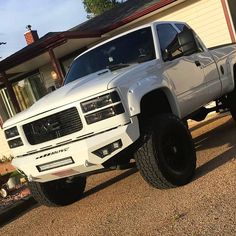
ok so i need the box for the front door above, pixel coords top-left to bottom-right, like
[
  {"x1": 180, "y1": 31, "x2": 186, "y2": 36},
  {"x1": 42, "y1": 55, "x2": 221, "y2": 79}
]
[
  {"x1": 13, "y1": 73, "x2": 47, "y2": 111},
  {"x1": 156, "y1": 23, "x2": 208, "y2": 117},
  {"x1": 164, "y1": 55, "x2": 207, "y2": 117}
]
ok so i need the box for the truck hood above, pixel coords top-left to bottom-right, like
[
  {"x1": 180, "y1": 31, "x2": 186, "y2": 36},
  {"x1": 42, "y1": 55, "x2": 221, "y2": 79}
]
[{"x1": 3, "y1": 66, "x2": 137, "y2": 128}]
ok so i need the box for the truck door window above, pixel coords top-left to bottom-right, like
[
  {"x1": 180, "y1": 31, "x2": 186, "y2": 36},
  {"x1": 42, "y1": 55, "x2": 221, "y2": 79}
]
[
  {"x1": 175, "y1": 23, "x2": 204, "y2": 52},
  {"x1": 175, "y1": 23, "x2": 189, "y2": 32},
  {"x1": 156, "y1": 24, "x2": 183, "y2": 61}
]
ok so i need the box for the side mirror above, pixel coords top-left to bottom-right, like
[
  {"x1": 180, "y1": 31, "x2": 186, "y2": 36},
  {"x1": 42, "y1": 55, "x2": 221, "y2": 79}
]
[
  {"x1": 178, "y1": 29, "x2": 199, "y2": 56},
  {"x1": 163, "y1": 48, "x2": 171, "y2": 61}
]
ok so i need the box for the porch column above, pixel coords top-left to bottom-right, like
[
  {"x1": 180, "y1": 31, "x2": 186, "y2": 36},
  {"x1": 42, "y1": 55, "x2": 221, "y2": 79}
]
[
  {"x1": 48, "y1": 49, "x2": 64, "y2": 86},
  {"x1": 221, "y1": 0, "x2": 236, "y2": 42},
  {"x1": 0, "y1": 72, "x2": 21, "y2": 113}
]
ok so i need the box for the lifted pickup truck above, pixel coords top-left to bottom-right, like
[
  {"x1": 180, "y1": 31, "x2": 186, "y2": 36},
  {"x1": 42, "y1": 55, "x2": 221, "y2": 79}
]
[{"x1": 3, "y1": 21, "x2": 236, "y2": 206}]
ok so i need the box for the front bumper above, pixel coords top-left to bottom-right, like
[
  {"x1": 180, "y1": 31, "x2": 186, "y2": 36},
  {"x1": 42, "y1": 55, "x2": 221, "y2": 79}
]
[{"x1": 12, "y1": 117, "x2": 139, "y2": 183}]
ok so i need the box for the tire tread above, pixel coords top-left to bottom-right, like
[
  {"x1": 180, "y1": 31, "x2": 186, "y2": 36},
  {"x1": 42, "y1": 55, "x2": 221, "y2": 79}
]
[{"x1": 135, "y1": 114, "x2": 195, "y2": 189}]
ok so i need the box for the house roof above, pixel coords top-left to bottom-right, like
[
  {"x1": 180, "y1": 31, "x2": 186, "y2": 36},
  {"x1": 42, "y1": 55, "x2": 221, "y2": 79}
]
[
  {"x1": 70, "y1": 0, "x2": 176, "y2": 32},
  {"x1": 0, "y1": 0, "x2": 176, "y2": 73}
]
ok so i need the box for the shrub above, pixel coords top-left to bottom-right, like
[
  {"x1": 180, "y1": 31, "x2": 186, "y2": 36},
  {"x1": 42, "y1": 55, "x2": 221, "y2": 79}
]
[{"x1": 0, "y1": 155, "x2": 14, "y2": 163}]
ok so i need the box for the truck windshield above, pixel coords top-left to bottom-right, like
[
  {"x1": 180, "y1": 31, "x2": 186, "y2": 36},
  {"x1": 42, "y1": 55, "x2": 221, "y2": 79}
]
[{"x1": 64, "y1": 27, "x2": 155, "y2": 85}]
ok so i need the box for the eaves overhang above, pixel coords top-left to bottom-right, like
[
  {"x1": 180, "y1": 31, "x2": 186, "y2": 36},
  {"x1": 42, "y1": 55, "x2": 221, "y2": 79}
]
[{"x1": 0, "y1": 31, "x2": 102, "y2": 72}]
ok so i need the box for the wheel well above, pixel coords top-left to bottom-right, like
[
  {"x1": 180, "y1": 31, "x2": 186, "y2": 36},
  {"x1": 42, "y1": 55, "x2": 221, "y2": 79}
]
[
  {"x1": 139, "y1": 89, "x2": 172, "y2": 124},
  {"x1": 231, "y1": 64, "x2": 236, "y2": 88},
  {"x1": 234, "y1": 64, "x2": 236, "y2": 81}
]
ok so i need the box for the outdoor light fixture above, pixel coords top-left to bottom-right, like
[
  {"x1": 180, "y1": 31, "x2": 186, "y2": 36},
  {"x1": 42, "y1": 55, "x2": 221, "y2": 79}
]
[{"x1": 51, "y1": 71, "x2": 58, "y2": 80}]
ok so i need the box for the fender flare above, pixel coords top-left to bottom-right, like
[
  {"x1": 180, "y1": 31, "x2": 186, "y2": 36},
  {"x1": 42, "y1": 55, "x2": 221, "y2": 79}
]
[{"x1": 123, "y1": 81, "x2": 181, "y2": 118}]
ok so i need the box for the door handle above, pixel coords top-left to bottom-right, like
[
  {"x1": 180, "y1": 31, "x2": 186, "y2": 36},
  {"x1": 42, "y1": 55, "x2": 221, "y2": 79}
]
[{"x1": 195, "y1": 60, "x2": 201, "y2": 67}]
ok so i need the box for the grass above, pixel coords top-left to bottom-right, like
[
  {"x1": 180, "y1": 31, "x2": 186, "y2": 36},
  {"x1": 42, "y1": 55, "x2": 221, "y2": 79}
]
[{"x1": 10, "y1": 170, "x2": 24, "y2": 178}]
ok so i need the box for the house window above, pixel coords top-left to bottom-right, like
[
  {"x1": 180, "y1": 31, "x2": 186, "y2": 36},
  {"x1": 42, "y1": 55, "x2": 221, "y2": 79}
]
[
  {"x1": 13, "y1": 73, "x2": 47, "y2": 111},
  {"x1": 0, "y1": 88, "x2": 16, "y2": 122}
]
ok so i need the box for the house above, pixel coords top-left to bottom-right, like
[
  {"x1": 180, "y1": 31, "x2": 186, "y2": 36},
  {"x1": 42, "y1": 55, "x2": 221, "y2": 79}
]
[{"x1": 0, "y1": 0, "x2": 235, "y2": 124}]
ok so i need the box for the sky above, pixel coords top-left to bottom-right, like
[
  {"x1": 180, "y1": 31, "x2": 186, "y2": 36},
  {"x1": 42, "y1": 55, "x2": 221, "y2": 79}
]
[{"x1": 0, "y1": 0, "x2": 87, "y2": 60}]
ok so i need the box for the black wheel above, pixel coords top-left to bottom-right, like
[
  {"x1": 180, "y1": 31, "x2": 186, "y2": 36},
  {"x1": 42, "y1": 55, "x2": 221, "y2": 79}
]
[
  {"x1": 28, "y1": 176, "x2": 86, "y2": 207},
  {"x1": 227, "y1": 91, "x2": 236, "y2": 121},
  {"x1": 135, "y1": 114, "x2": 196, "y2": 189}
]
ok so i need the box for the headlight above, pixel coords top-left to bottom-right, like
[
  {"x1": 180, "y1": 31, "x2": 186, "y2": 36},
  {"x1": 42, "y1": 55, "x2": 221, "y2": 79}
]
[
  {"x1": 4, "y1": 127, "x2": 19, "y2": 139},
  {"x1": 85, "y1": 104, "x2": 125, "y2": 124},
  {"x1": 8, "y1": 138, "x2": 23, "y2": 149},
  {"x1": 81, "y1": 91, "x2": 120, "y2": 113}
]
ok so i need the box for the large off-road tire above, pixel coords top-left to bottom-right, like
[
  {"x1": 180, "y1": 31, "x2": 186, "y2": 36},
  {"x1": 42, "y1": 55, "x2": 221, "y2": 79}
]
[
  {"x1": 28, "y1": 176, "x2": 86, "y2": 207},
  {"x1": 135, "y1": 114, "x2": 196, "y2": 189}
]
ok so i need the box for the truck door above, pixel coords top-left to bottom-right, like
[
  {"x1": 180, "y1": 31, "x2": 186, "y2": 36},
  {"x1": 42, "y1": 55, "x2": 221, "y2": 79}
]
[
  {"x1": 175, "y1": 23, "x2": 221, "y2": 102},
  {"x1": 156, "y1": 23, "x2": 208, "y2": 117},
  {"x1": 194, "y1": 51, "x2": 221, "y2": 101}
]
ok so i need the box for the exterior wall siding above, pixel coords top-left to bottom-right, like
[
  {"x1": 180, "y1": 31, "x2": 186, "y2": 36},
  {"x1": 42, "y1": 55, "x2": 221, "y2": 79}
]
[
  {"x1": 121, "y1": 0, "x2": 232, "y2": 48},
  {"x1": 157, "y1": 0, "x2": 231, "y2": 47}
]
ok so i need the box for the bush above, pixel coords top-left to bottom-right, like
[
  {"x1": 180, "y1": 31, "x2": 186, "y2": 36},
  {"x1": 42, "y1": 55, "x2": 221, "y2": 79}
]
[
  {"x1": 0, "y1": 155, "x2": 14, "y2": 163},
  {"x1": 10, "y1": 170, "x2": 24, "y2": 178}
]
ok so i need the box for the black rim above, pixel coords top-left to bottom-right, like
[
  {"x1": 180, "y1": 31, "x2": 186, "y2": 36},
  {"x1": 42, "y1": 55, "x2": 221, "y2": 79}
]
[{"x1": 161, "y1": 127, "x2": 188, "y2": 173}]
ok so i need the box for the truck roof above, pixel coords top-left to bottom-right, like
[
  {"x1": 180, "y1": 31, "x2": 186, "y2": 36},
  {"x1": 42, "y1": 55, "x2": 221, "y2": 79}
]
[{"x1": 74, "y1": 20, "x2": 187, "y2": 61}]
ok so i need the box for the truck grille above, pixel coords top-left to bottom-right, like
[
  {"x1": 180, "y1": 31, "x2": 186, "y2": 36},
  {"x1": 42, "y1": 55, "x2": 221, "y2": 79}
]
[{"x1": 23, "y1": 107, "x2": 83, "y2": 145}]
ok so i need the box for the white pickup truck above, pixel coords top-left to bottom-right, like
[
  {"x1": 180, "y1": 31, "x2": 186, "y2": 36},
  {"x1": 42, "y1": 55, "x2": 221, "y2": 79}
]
[{"x1": 3, "y1": 21, "x2": 236, "y2": 206}]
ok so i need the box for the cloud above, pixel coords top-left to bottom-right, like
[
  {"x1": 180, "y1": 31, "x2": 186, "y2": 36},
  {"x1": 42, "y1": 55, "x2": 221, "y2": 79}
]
[{"x1": 0, "y1": 0, "x2": 87, "y2": 59}]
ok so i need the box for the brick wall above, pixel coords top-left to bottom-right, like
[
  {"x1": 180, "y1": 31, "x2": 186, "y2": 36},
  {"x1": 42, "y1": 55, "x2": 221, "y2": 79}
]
[{"x1": 0, "y1": 162, "x2": 15, "y2": 175}]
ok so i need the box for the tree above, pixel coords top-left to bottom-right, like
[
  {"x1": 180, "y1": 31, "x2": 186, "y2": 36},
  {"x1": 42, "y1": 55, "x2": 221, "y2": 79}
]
[{"x1": 83, "y1": 0, "x2": 125, "y2": 18}]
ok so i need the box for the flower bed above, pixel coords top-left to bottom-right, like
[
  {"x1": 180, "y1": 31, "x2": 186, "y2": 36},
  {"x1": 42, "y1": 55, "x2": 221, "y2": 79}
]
[
  {"x1": 0, "y1": 184, "x2": 31, "y2": 211},
  {"x1": 0, "y1": 164, "x2": 31, "y2": 213}
]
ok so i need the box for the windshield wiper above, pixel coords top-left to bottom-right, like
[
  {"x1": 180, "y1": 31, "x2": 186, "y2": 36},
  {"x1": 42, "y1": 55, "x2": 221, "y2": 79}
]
[{"x1": 107, "y1": 63, "x2": 130, "y2": 71}]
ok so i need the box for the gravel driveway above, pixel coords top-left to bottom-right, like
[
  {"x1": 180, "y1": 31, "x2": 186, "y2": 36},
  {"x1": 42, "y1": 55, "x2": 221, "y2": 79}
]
[{"x1": 0, "y1": 114, "x2": 235, "y2": 236}]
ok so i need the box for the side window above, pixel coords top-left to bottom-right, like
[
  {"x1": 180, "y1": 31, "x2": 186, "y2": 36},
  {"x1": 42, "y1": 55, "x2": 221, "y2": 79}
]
[
  {"x1": 176, "y1": 23, "x2": 189, "y2": 32},
  {"x1": 176, "y1": 23, "x2": 204, "y2": 52},
  {"x1": 156, "y1": 24, "x2": 183, "y2": 61}
]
